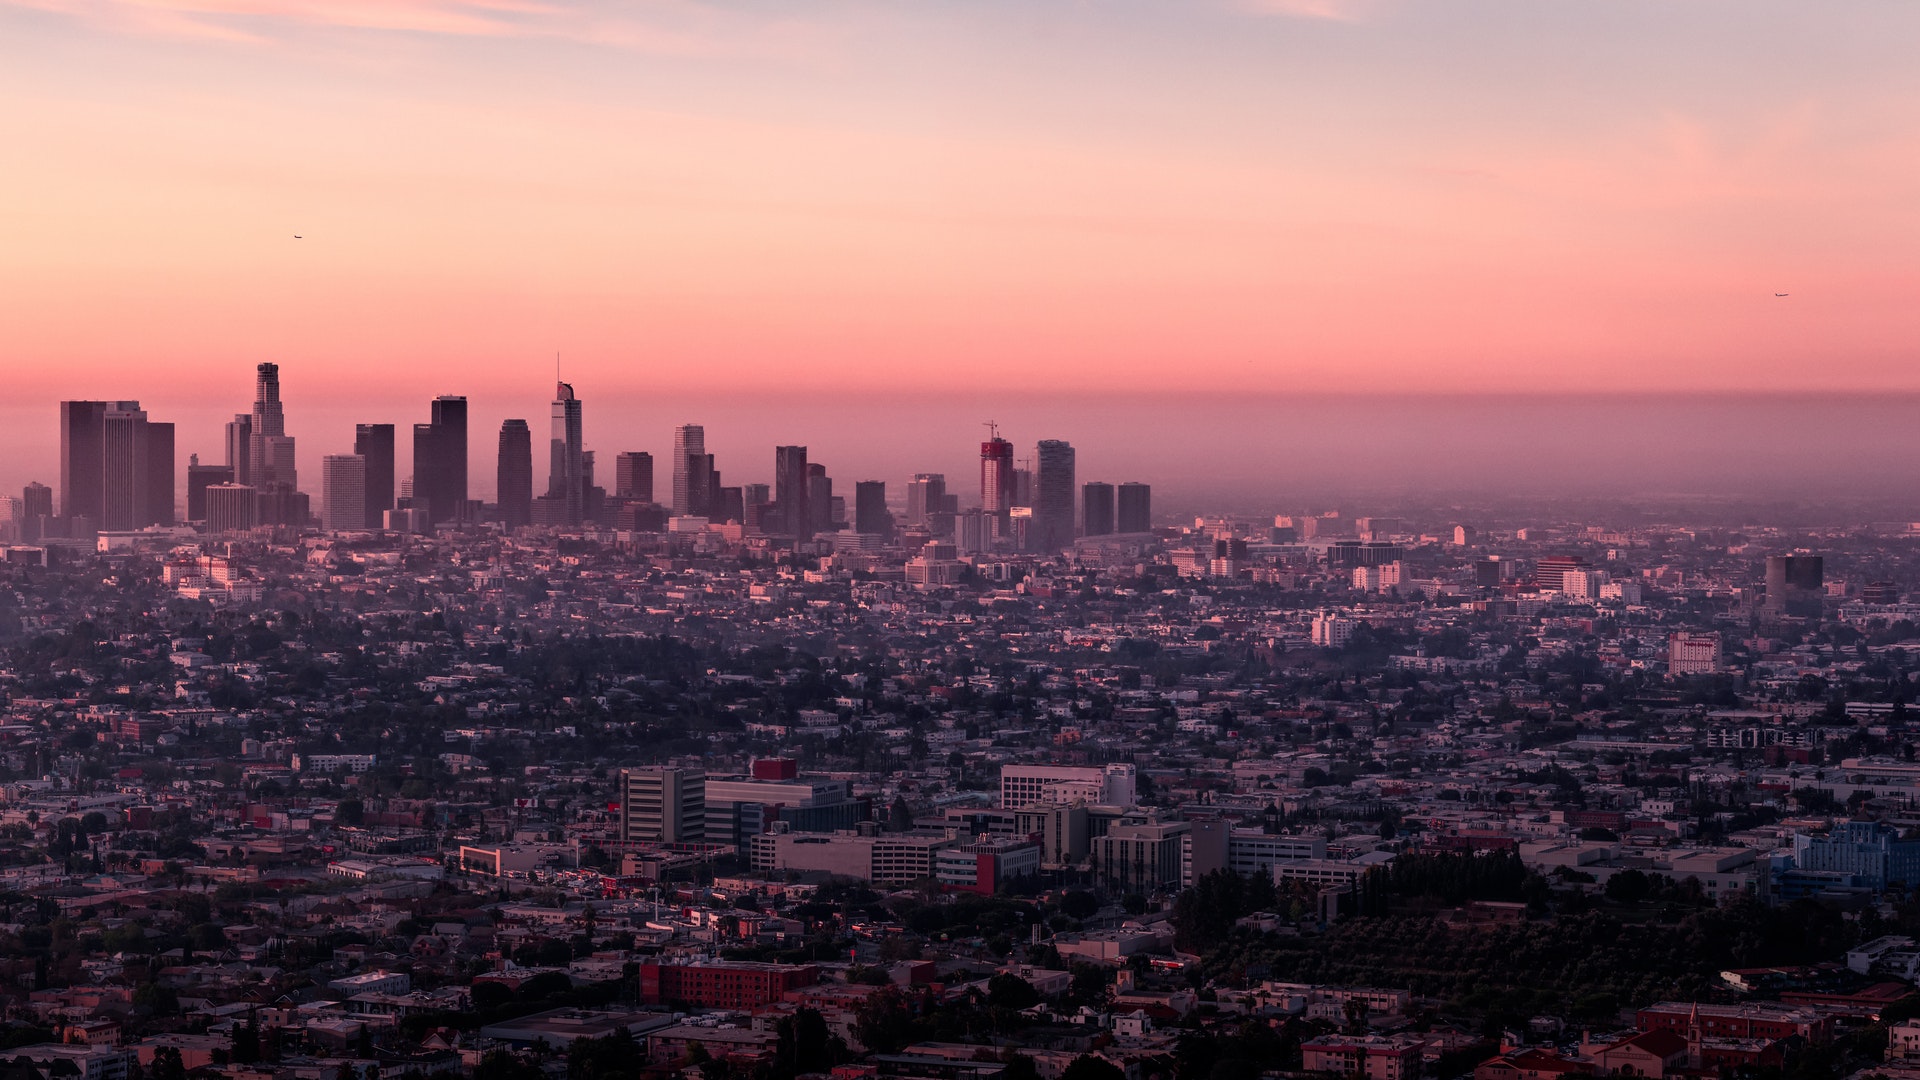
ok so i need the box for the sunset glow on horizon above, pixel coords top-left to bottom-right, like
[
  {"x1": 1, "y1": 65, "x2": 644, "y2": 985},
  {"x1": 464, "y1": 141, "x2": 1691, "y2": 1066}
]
[{"x1": 4, "y1": 0, "x2": 1919, "y2": 401}]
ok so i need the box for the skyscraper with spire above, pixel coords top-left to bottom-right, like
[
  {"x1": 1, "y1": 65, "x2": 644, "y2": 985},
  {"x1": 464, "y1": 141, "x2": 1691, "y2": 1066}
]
[{"x1": 547, "y1": 381, "x2": 585, "y2": 525}]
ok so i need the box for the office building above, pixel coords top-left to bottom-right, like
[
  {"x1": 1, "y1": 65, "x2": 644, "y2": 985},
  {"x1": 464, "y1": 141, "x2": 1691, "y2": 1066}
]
[
  {"x1": 1117, "y1": 482, "x2": 1152, "y2": 533},
  {"x1": 1793, "y1": 822, "x2": 1920, "y2": 891},
  {"x1": 1668, "y1": 632, "x2": 1721, "y2": 675},
  {"x1": 547, "y1": 381, "x2": 585, "y2": 525},
  {"x1": 1092, "y1": 819, "x2": 1190, "y2": 891},
  {"x1": 807, "y1": 463, "x2": 833, "y2": 534},
  {"x1": 101, "y1": 405, "x2": 172, "y2": 529},
  {"x1": 204, "y1": 483, "x2": 256, "y2": 534},
  {"x1": 1082, "y1": 481, "x2": 1116, "y2": 537},
  {"x1": 1534, "y1": 555, "x2": 1591, "y2": 592},
  {"x1": 703, "y1": 772, "x2": 865, "y2": 848},
  {"x1": 853, "y1": 481, "x2": 889, "y2": 535},
  {"x1": 1012, "y1": 803, "x2": 1091, "y2": 864},
  {"x1": 1182, "y1": 825, "x2": 1329, "y2": 887},
  {"x1": 353, "y1": 424, "x2": 395, "y2": 528},
  {"x1": 906, "y1": 473, "x2": 944, "y2": 526},
  {"x1": 224, "y1": 413, "x2": 252, "y2": 487},
  {"x1": 936, "y1": 837, "x2": 1042, "y2": 894},
  {"x1": 494, "y1": 419, "x2": 532, "y2": 529},
  {"x1": 638, "y1": 961, "x2": 819, "y2": 1010},
  {"x1": 1767, "y1": 555, "x2": 1825, "y2": 618},
  {"x1": 1033, "y1": 439, "x2": 1075, "y2": 552},
  {"x1": 247, "y1": 362, "x2": 297, "y2": 493},
  {"x1": 321, "y1": 454, "x2": 367, "y2": 532},
  {"x1": 412, "y1": 395, "x2": 468, "y2": 525},
  {"x1": 59, "y1": 400, "x2": 114, "y2": 521},
  {"x1": 61, "y1": 401, "x2": 173, "y2": 530},
  {"x1": 749, "y1": 831, "x2": 954, "y2": 884},
  {"x1": 20, "y1": 482, "x2": 52, "y2": 540},
  {"x1": 671, "y1": 425, "x2": 705, "y2": 515},
  {"x1": 1000, "y1": 764, "x2": 1136, "y2": 810},
  {"x1": 615, "y1": 451, "x2": 653, "y2": 502},
  {"x1": 618, "y1": 767, "x2": 705, "y2": 845},
  {"x1": 774, "y1": 445, "x2": 810, "y2": 538}
]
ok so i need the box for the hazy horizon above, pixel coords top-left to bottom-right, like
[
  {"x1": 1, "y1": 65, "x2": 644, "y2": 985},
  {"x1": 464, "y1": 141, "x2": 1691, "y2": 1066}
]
[{"x1": 9, "y1": 389, "x2": 1920, "y2": 522}]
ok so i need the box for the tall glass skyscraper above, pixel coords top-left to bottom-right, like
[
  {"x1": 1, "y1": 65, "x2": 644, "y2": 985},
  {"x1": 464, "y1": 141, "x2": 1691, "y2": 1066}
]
[
  {"x1": 497, "y1": 419, "x2": 532, "y2": 529},
  {"x1": 1034, "y1": 439, "x2": 1075, "y2": 552},
  {"x1": 354, "y1": 424, "x2": 395, "y2": 528},
  {"x1": 413, "y1": 395, "x2": 468, "y2": 525},
  {"x1": 547, "y1": 381, "x2": 585, "y2": 524},
  {"x1": 672, "y1": 424, "x2": 705, "y2": 516}
]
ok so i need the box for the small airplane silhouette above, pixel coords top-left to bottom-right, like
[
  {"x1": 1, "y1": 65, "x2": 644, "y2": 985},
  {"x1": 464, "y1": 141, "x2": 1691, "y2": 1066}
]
[
  {"x1": 1774, "y1": 292, "x2": 1788, "y2": 297},
  {"x1": 294, "y1": 235, "x2": 303, "y2": 239}
]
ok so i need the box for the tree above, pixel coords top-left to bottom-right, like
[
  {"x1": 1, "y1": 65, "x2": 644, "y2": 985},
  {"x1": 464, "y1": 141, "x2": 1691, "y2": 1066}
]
[
  {"x1": 986, "y1": 973, "x2": 1040, "y2": 1010},
  {"x1": 1060, "y1": 1056, "x2": 1126, "y2": 1080},
  {"x1": 1002, "y1": 1055, "x2": 1042, "y2": 1080},
  {"x1": 887, "y1": 796, "x2": 914, "y2": 833},
  {"x1": 232, "y1": 1019, "x2": 261, "y2": 1064},
  {"x1": 1059, "y1": 890, "x2": 1100, "y2": 921},
  {"x1": 150, "y1": 1047, "x2": 187, "y2": 1080},
  {"x1": 774, "y1": 1007, "x2": 837, "y2": 1076},
  {"x1": 1605, "y1": 869, "x2": 1652, "y2": 904}
]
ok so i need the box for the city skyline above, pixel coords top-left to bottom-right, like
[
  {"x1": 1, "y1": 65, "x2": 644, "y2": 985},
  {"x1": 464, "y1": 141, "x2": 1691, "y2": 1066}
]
[{"x1": 13, "y1": 383, "x2": 1920, "y2": 517}]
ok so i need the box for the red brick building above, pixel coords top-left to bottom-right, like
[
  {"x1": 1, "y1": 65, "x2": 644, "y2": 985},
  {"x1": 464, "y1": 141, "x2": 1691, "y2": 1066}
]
[
  {"x1": 639, "y1": 961, "x2": 819, "y2": 1009},
  {"x1": 1636, "y1": 1001, "x2": 1830, "y2": 1044}
]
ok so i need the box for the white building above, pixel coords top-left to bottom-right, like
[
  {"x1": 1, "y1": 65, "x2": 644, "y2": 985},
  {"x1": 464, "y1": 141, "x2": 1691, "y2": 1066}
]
[
  {"x1": 1000, "y1": 764, "x2": 1136, "y2": 809},
  {"x1": 1311, "y1": 610, "x2": 1357, "y2": 648},
  {"x1": 1669, "y1": 632, "x2": 1721, "y2": 675}
]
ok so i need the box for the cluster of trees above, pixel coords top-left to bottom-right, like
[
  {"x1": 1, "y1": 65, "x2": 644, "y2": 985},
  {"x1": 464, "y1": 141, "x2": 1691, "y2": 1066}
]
[
  {"x1": 1171, "y1": 870, "x2": 1280, "y2": 952},
  {"x1": 1202, "y1": 899, "x2": 1859, "y2": 1031},
  {"x1": 1362, "y1": 850, "x2": 1532, "y2": 909}
]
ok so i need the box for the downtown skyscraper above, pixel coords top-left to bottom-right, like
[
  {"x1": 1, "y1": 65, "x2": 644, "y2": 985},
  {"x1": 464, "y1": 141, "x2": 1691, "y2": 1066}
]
[
  {"x1": 774, "y1": 445, "x2": 810, "y2": 538},
  {"x1": 321, "y1": 454, "x2": 366, "y2": 532},
  {"x1": 59, "y1": 400, "x2": 174, "y2": 530},
  {"x1": 1033, "y1": 439, "x2": 1075, "y2": 552},
  {"x1": 497, "y1": 420, "x2": 532, "y2": 529},
  {"x1": 615, "y1": 452, "x2": 653, "y2": 503},
  {"x1": 413, "y1": 396, "x2": 468, "y2": 525},
  {"x1": 354, "y1": 424, "x2": 396, "y2": 528},
  {"x1": 248, "y1": 363, "x2": 297, "y2": 492},
  {"x1": 1082, "y1": 481, "x2": 1116, "y2": 537},
  {"x1": 545, "y1": 381, "x2": 585, "y2": 525},
  {"x1": 1117, "y1": 482, "x2": 1152, "y2": 534},
  {"x1": 672, "y1": 424, "x2": 706, "y2": 516}
]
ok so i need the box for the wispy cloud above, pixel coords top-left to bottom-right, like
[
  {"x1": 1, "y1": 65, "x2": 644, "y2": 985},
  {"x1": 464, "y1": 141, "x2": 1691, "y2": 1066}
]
[
  {"x1": 1235, "y1": 0, "x2": 1370, "y2": 20},
  {"x1": 2, "y1": 0, "x2": 821, "y2": 54}
]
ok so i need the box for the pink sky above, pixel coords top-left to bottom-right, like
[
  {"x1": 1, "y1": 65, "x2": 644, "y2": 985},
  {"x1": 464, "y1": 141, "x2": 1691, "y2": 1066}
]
[{"x1": 2, "y1": 0, "x2": 1918, "y2": 402}]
